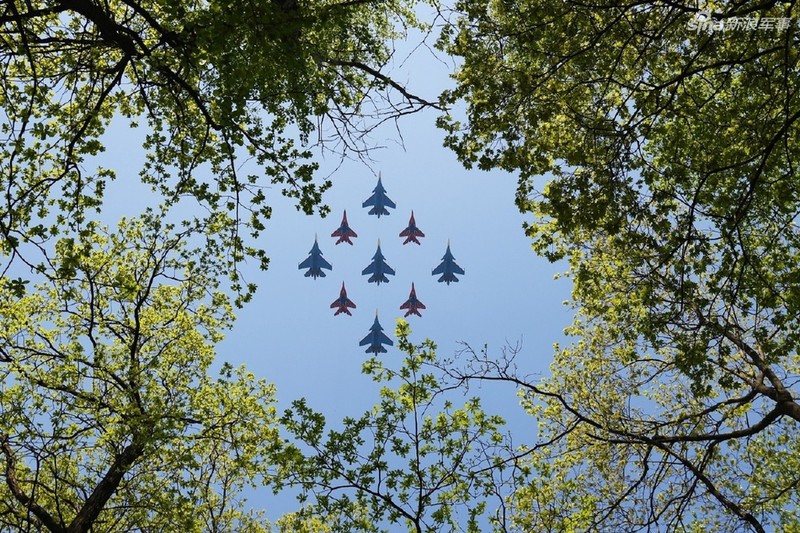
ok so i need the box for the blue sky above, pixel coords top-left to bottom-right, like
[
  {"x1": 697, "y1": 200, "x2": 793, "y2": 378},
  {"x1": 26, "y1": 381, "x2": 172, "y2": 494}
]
[
  {"x1": 221, "y1": 117, "x2": 574, "y2": 518},
  {"x1": 227, "y1": 120, "x2": 573, "y2": 414},
  {"x1": 94, "y1": 29, "x2": 576, "y2": 520},
  {"x1": 225, "y1": 33, "x2": 573, "y2": 416}
]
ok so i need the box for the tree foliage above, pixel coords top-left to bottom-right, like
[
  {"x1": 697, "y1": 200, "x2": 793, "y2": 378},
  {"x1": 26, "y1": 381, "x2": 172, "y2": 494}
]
[
  {"x1": 440, "y1": 338, "x2": 798, "y2": 532},
  {"x1": 277, "y1": 321, "x2": 519, "y2": 533},
  {"x1": 6, "y1": 0, "x2": 800, "y2": 531},
  {"x1": 0, "y1": 216, "x2": 286, "y2": 532},
  {"x1": 1, "y1": 0, "x2": 435, "y2": 299},
  {"x1": 0, "y1": 1, "x2": 447, "y2": 530},
  {"x1": 437, "y1": 0, "x2": 800, "y2": 530}
]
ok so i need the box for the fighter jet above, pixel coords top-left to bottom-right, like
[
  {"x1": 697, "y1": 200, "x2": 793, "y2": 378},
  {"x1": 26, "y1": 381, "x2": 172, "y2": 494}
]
[
  {"x1": 362, "y1": 174, "x2": 396, "y2": 218},
  {"x1": 359, "y1": 312, "x2": 394, "y2": 354},
  {"x1": 331, "y1": 210, "x2": 357, "y2": 245},
  {"x1": 432, "y1": 241, "x2": 465, "y2": 284},
  {"x1": 330, "y1": 282, "x2": 357, "y2": 316},
  {"x1": 362, "y1": 240, "x2": 395, "y2": 285},
  {"x1": 399, "y1": 211, "x2": 425, "y2": 245},
  {"x1": 298, "y1": 235, "x2": 332, "y2": 279},
  {"x1": 400, "y1": 282, "x2": 426, "y2": 317}
]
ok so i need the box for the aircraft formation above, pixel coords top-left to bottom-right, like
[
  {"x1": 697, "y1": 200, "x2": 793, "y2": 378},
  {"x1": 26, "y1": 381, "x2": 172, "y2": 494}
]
[{"x1": 298, "y1": 174, "x2": 465, "y2": 354}]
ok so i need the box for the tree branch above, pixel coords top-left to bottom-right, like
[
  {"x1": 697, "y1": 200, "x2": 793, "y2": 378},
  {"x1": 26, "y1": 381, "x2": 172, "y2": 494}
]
[
  {"x1": 65, "y1": 438, "x2": 145, "y2": 533},
  {"x1": 1, "y1": 434, "x2": 66, "y2": 533},
  {"x1": 322, "y1": 58, "x2": 444, "y2": 111}
]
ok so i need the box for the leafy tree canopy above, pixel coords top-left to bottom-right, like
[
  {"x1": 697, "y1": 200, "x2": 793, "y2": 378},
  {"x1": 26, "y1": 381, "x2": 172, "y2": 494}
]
[
  {"x1": 0, "y1": 216, "x2": 286, "y2": 532},
  {"x1": 1, "y1": 0, "x2": 435, "y2": 299},
  {"x1": 0, "y1": 2, "x2": 447, "y2": 530},
  {"x1": 437, "y1": 0, "x2": 800, "y2": 530},
  {"x1": 276, "y1": 321, "x2": 518, "y2": 533},
  {"x1": 440, "y1": 0, "x2": 800, "y2": 391}
]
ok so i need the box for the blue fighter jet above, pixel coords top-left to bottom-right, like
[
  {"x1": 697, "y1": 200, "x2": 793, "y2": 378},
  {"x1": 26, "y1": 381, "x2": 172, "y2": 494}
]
[
  {"x1": 432, "y1": 241, "x2": 465, "y2": 284},
  {"x1": 359, "y1": 312, "x2": 394, "y2": 354},
  {"x1": 399, "y1": 211, "x2": 425, "y2": 245},
  {"x1": 298, "y1": 235, "x2": 332, "y2": 279},
  {"x1": 362, "y1": 174, "x2": 396, "y2": 218},
  {"x1": 331, "y1": 210, "x2": 357, "y2": 245},
  {"x1": 362, "y1": 240, "x2": 395, "y2": 285}
]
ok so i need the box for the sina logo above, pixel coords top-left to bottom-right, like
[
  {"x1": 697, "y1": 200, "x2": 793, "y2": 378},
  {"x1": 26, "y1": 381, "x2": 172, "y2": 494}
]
[
  {"x1": 688, "y1": 8, "x2": 723, "y2": 32},
  {"x1": 694, "y1": 9, "x2": 713, "y2": 22}
]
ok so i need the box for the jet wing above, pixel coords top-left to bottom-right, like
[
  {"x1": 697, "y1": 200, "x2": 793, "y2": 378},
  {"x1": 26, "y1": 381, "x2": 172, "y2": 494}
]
[
  {"x1": 298, "y1": 256, "x2": 313, "y2": 270},
  {"x1": 362, "y1": 194, "x2": 378, "y2": 208},
  {"x1": 432, "y1": 262, "x2": 445, "y2": 276},
  {"x1": 332, "y1": 227, "x2": 356, "y2": 237},
  {"x1": 359, "y1": 334, "x2": 373, "y2": 347},
  {"x1": 383, "y1": 196, "x2": 396, "y2": 209},
  {"x1": 362, "y1": 263, "x2": 376, "y2": 275},
  {"x1": 452, "y1": 264, "x2": 465, "y2": 275},
  {"x1": 400, "y1": 228, "x2": 423, "y2": 237},
  {"x1": 319, "y1": 257, "x2": 333, "y2": 271},
  {"x1": 385, "y1": 264, "x2": 396, "y2": 276},
  {"x1": 360, "y1": 328, "x2": 393, "y2": 349}
]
